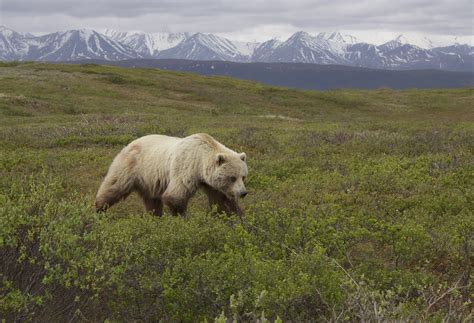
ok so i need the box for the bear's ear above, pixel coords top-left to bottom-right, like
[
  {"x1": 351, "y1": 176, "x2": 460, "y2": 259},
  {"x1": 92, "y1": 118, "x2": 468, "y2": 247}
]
[
  {"x1": 239, "y1": 152, "x2": 246, "y2": 162},
  {"x1": 216, "y1": 153, "x2": 226, "y2": 166}
]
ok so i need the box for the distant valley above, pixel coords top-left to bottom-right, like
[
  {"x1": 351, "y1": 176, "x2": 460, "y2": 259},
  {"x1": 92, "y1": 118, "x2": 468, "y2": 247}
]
[{"x1": 71, "y1": 59, "x2": 474, "y2": 90}]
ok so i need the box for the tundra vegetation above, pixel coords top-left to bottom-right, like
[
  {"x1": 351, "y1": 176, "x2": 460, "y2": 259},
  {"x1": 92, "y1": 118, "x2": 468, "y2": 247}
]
[{"x1": 0, "y1": 62, "x2": 473, "y2": 321}]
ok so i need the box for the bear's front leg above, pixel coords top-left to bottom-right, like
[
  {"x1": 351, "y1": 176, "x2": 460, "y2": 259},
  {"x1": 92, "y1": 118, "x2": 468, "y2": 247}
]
[
  {"x1": 162, "y1": 180, "x2": 192, "y2": 217},
  {"x1": 223, "y1": 198, "x2": 243, "y2": 217},
  {"x1": 202, "y1": 185, "x2": 243, "y2": 216},
  {"x1": 142, "y1": 197, "x2": 164, "y2": 216}
]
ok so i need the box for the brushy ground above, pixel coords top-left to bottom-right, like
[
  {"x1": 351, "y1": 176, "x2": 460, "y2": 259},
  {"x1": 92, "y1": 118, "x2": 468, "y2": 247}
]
[{"x1": 0, "y1": 62, "x2": 473, "y2": 322}]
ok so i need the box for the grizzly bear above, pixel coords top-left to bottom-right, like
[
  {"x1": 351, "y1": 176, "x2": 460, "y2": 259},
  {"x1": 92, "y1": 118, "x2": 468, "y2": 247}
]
[{"x1": 95, "y1": 133, "x2": 248, "y2": 216}]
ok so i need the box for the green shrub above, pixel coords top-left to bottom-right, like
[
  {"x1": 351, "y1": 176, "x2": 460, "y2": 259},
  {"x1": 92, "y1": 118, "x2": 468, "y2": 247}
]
[{"x1": 1, "y1": 174, "x2": 471, "y2": 321}]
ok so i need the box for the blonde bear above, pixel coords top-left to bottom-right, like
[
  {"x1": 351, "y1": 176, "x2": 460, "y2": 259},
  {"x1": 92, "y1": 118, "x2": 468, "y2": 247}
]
[{"x1": 95, "y1": 133, "x2": 248, "y2": 216}]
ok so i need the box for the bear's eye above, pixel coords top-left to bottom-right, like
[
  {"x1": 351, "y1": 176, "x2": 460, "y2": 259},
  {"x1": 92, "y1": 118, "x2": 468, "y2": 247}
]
[
  {"x1": 242, "y1": 176, "x2": 246, "y2": 181},
  {"x1": 230, "y1": 176, "x2": 237, "y2": 182}
]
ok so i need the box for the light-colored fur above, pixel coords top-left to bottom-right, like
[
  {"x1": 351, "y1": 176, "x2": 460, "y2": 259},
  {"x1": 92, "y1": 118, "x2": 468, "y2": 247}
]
[{"x1": 95, "y1": 133, "x2": 248, "y2": 216}]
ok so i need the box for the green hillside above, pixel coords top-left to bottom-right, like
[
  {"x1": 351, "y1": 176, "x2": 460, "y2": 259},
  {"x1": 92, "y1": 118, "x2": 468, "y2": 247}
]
[{"x1": 1, "y1": 62, "x2": 473, "y2": 321}]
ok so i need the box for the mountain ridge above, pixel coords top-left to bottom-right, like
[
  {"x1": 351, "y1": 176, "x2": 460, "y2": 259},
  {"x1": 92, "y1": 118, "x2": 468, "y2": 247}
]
[{"x1": 1, "y1": 26, "x2": 472, "y2": 71}]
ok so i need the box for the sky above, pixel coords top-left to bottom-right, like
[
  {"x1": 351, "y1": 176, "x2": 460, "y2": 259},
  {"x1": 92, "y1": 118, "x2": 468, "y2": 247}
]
[{"x1": 0, "y1": 0, "x2": 473, "y2": 44}]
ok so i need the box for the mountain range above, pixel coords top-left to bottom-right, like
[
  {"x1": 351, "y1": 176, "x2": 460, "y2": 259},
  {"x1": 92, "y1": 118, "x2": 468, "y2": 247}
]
[{"x1": 1, "y1": 26, "x2": 472, "y2": 71}]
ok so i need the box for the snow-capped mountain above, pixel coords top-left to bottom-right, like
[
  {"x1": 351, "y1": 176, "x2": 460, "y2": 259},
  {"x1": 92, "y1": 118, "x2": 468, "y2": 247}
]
[
  {"x1": 344, "y1": 38, "x2": 472, "y2": 70},
  {"x1": 103, "y1": 29, "x2": 190, "y2": 57},
  {"x1": 0, "y1": 26, "x2": 472, "y2": 71},
  {"x1": 231, "y1": 40, "x2": 260, "y2": 57},
  {"x1": 25, "y1": 29, "x2": 140, "y2": 61},
  {"x1": 0, "y1": 27, "x2": 139, "y2": 61},
  {"x1": 430, "y1": 44, "x2": 474, "y2": 71},
  {"x1": 344, "y1": 43, "x2": 389, "y2": 68},
  {"x1": 251, "y1": 39, "x2": 282, "y2": 62},
  {"x1": 380, "y1": 34, "x2": 435, "y2": 50},
  {"x1": 433, "y1": 44, "x2": 473, "y2": 56},
  {"x1": 156, "y1": 33, "x2": 249, "y2": 61},
  {"x1": 0, "y1": 26, "x2": 31, "y2": 60},
  {"x1": 344, "y1": 41, "x2": 434, "y2": 69},
  {"x1": 316, "y1": 31, "x2": 358, "y2": 44},
  {"x1": 254, "y1": 31, "x2": 344, "y2": 64},
  {"x1": 315, "y1": 31, "x2": 359, "y2": 55}
]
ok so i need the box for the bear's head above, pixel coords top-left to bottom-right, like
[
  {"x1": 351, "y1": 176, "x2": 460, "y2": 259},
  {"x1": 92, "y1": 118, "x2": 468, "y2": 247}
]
[{"x1": 209, "y1": 152, "x2": 248, "y2": 201}]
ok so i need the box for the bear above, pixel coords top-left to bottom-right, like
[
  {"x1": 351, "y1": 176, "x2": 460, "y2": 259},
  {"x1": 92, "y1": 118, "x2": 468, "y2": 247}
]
[{"x1": 95, "y1": 133, "x2": 248, "y2": 217}]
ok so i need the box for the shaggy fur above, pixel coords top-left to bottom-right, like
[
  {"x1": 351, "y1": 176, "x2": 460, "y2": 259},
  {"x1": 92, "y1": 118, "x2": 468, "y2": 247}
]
[{"x1": 95, "y1": 133, "x2": 248, "y2": 216}]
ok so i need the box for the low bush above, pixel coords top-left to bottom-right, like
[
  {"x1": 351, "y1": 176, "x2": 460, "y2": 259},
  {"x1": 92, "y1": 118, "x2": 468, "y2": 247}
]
[{"x1": 1, "y1": 174, "x2": 471, "y2": 321}]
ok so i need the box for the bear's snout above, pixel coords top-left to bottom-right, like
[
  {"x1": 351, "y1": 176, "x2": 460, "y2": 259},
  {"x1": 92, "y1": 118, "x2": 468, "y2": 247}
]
[{"x1": 240, "y1": 190, "x2": 248, "y2": 198}]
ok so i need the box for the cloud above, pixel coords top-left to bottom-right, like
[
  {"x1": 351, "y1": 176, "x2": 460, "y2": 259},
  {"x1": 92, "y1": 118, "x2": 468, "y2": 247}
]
[{"x1": 1, "y1": 0, "x2": 472, "y2": 39}]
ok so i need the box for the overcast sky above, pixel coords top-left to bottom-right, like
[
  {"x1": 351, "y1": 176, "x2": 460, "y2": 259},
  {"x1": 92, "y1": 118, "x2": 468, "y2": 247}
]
[{"x1": 1, "y1": 0, "x2": 473, "y2": 44}]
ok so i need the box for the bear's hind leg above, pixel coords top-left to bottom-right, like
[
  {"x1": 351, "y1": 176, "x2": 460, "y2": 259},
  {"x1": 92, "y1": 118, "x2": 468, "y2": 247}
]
[
  {"x1": 143, "y1": 197, "x2": 163, "y2": 216},
  {"x1": 95, "y1": 174, "x2": 134, "y2": 212}
]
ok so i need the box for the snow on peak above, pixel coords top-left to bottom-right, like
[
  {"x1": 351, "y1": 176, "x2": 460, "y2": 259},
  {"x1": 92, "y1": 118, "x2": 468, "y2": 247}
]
[
  {"x1": 190, "y1": 33, "x2": 225, "y2": 45},
  {"x1": 0, "y1": 26, "x2": 32, "y2": 59},
  {"x1": 0, "y1": 26, "x2": 12, "y2": 33},
  {"x1": 231, "y1": 40, "x2": 260, "y2": 56},
  {"x1": 265, "y1": 39, "x2": 282, "y2": 47},
  {"x1": 253, "y1": 39, "x2": 280, "y2": 52},
  {"x1": 0, "y1": 26, "x2": 18, "y2": 37},
  {"x1": 103, "y1": 29, "x2": 189, "y2": 55},
  {"x1": 62, "y1": 29, "x2": 92, "y2": 35},
  {"x1": 103, "y1": 29, "x2": 131, "y2": 41},
  {"x1": 190, "y1": 32, "x2": 208, "y2": 41},
  {"x1": 284, "y1": 31, "x2": 320, "y2": 49},
  {"x1": 316, "y1": 31, "x2": 359, "y2": 44},
  {"x1": 385, "y1": 34, "x2": 435, "y2": 49},
  {"x1": 188, "y1": 33, "x2": 241, "y2": 55},
  {"x1": 289, "y1": 31, "x2": 313, "y2": 41}
]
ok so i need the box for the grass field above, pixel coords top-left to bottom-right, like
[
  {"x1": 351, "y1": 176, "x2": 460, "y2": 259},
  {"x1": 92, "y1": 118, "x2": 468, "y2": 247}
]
[{"x1": 1, "y1": 62, "x2": 473, "y2": 321}]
